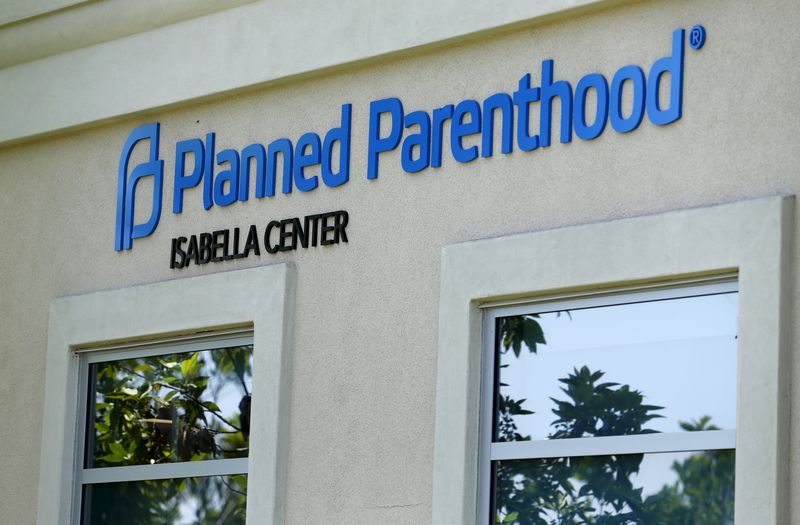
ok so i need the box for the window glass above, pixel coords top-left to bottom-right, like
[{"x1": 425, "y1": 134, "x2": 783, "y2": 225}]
[
  {"x1": 494, "y1": 450, "x2": 734, "y2": 524},
  {"x1": 82, "y1": 474, "x2": 247, "y2": 525},
  {"x1": 495, "y1": 292, "x2": 738, "y2": 442},
  {"x1": 86, "y1": 345, "x2": 253, "y2": 467},
  {"x1": 486, "y1": 285, "x2": 737, "y2": 525},
  {"x1": 78, "y1": 338, "x2": 252, "y2": 524}
]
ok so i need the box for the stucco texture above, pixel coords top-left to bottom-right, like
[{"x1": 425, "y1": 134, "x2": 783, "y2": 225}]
[{"x1": 1, "y1": 0, "x2": 799, "y2": 523}]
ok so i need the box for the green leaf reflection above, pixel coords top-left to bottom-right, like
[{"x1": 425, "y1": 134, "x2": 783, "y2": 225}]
[
  {"x1": 87, "y1": 346, "x2": 252, "y2": 523},
  {"x1": 495, "y1": 315, "x2": 735, "y2": 525}
]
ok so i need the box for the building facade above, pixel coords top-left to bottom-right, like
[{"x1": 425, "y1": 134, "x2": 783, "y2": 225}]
[{"x1": 0, "y1": 0, "x2": 798, "y2": 523}]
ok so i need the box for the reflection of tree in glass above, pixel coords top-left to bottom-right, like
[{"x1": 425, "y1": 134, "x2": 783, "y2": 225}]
[
  {"x1": 495, "y1": 316, "x2": 734, "y2": 525},
  {"x1": 85, "y1": 474, "x2": 247, "y2": 525},
  {"x1": 87, "y1": 346, "x2": 251, "y2": 524}
]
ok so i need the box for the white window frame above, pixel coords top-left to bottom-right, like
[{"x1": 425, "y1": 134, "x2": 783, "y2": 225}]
[
  {"x1": 37, "y1": 264, "x2": 294, "y2": 525},
  {"x1": 479, "y1": 280, "x2": 738, "y2": 522},
  {"x1": 432, "y1": 196, "x2": 793, "y2": 525}
]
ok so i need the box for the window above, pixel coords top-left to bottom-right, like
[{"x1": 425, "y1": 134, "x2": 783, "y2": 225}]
[
  {"x1": 431, "y1": 196, "x2": 791, "y2": 525},
  {"x1": 75, "y1": 335, "x2": 253, "y2": 524},
  {"x1": 39, "y1": 265, "x2": 294, "y2": 524},
  {"x1": 481, "y1": 283, "x2": 737, "y2": 524}
]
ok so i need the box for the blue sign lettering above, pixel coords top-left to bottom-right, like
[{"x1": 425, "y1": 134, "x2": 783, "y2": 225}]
[{"x1": 115, "y1": 27, "x2": 697, "y2": 251}]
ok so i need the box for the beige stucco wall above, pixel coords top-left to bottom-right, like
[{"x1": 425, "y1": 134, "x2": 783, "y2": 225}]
[
  {"x1": 0, "y1": 0, "x2": 258, "y2": 69},
  {"x1": 0, "y1": 0, "x2": 89, "y2": 26},
  {"x1": 1, "y1": 0, "x2": 799, "y2": 523},
  {"x1": 0, "y1": 0, "x2": 619, "y2": 145}
]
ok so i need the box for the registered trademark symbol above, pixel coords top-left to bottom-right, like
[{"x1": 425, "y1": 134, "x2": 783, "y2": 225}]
[{"x1": 689, "y1": 25, "x2": 706, "y2": 49}]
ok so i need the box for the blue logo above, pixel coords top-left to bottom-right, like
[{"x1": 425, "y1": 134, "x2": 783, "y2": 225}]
[{"x1": 115, "y1": 123, "x2": 164, "y2": 251}]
